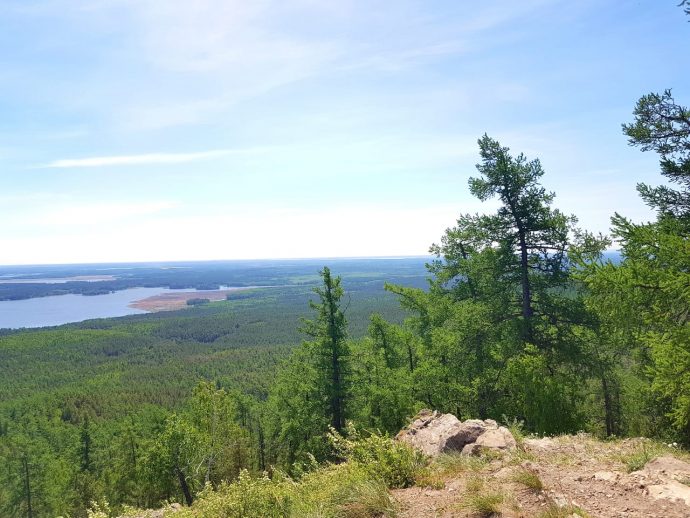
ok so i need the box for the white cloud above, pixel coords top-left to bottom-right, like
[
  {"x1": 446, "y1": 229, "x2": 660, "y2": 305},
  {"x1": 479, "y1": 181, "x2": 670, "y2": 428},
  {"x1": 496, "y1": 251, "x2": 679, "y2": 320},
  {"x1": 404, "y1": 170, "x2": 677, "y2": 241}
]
[{"x1": 42, "y1": 148, "x2": 263, "y2": 168}]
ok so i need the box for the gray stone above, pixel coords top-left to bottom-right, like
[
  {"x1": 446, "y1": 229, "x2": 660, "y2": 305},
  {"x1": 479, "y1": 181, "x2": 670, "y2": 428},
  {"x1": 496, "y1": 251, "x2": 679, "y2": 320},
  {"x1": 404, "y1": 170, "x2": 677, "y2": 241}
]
[
  {"x1": 474, "y1": 426, "x2": 517, "y2": 450},
  {"x1": 397, "y1": 411, "x2": 496, "y2": 456},
  {"x1": 397, "y1": 411, "x2": 519, "y2": 457}
]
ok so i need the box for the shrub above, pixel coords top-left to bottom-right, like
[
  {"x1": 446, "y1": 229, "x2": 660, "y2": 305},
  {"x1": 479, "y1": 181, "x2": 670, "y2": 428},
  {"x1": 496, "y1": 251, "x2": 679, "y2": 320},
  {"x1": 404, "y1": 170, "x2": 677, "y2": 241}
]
[
  {"x1": 329, "y1": 426, "x2": 426, "y2": 488},
  {"x1": 502, "y1": 415, "x2": 526, "y2": 447},
  {"x1": 171, "y1": 471, "x2": 294, "y2": 518},
  {"x1": 297, "y1": 463, "x2": 396, "y2": 517},
  {"x1": 161, "y1": 462, "x2": 396, "y2": 518},
  {"x1": 186, "y1": 298, "x2": 211, "y2": 306}
]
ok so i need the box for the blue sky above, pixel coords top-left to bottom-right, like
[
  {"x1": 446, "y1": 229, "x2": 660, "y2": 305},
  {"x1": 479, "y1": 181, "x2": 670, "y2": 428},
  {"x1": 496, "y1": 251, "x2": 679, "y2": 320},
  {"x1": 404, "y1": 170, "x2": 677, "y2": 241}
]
[{"x1": 1, "y1": 0, "x2": 688, "y2": 264}]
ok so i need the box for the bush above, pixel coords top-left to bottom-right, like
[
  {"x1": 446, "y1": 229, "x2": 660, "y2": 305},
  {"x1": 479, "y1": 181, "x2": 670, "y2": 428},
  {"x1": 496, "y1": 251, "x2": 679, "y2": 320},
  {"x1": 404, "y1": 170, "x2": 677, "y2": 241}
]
[
  {"x1": 167, "y1": 463, "x2": 396, "y2": 518},
  {"x1": 186, "y1": 298, "x2": 211, "y2": 306},
  {"x1": 172, "y1": 470, "x2": 294, "y2": 518},
  {"x1": 297, "y1": 462, "x2": 396, "y2": 517},
  {"x1": 329, "y1": 426, "x2": 426, "y2": 488}
]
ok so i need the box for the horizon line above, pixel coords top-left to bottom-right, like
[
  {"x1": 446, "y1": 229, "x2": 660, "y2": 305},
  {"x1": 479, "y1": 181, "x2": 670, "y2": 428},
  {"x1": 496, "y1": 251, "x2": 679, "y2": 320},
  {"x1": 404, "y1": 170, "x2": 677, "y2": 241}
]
[{"x1": 0, "y1": 255, "x2": 436, "y2": 269}]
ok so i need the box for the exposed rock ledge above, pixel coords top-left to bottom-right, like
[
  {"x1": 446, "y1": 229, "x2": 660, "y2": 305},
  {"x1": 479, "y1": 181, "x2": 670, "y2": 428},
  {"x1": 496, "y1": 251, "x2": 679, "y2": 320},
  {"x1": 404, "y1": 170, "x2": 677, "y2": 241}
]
[{"x1": 396, "y1": 409, "x2": 517, "y2": 456}]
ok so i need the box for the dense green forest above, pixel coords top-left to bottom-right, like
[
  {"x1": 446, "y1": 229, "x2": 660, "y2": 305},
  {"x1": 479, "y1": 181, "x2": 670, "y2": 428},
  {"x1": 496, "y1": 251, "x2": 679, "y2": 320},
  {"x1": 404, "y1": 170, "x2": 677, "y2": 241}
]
[
  {"x1": 0, "y1": 258, "x2": 428, "y2": 301},
  {"x1": 0, "y1": 272, "x2": 422, "y2": 516},
  {"x1": 2, "y1": 69, "x2": 690, "y2": 518}
]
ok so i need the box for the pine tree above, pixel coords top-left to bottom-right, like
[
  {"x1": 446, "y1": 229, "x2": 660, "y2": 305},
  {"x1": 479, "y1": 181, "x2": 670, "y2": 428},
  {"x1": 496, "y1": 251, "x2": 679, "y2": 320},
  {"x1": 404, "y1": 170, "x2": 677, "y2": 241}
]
[{"x1": 301, "y1": 267, "x2": 350, "y2": 433}]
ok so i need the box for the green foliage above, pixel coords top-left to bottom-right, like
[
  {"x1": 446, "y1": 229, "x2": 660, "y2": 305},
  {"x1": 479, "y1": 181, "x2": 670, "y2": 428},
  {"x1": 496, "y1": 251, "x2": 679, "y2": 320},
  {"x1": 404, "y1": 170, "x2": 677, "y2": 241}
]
[
  {"x1": 186, "y1": 298, "x2": 210, "y2": 306},
  {"x1": 267, "y1": 267, "x2": 355, "y2": 468},
  {"x1": 577, "y1": 87, "x2": 690, "y2": 442},
  {"x1": 372, "y1": 136, "x2": 606, "y2": 435},
  {"x1": 617, "y1": 441, "x2": 672, "y2": 473},
  {"x1": 501, "y1": 346, "x2": 583, "y2": 435},
  {"x1": 172, "y1": 470, "x2": 293, "y2": 518},
  {"x1": 622, "y1": 90, "x2": 690, "y2": 218},
  {"x1": 300, "y1": 267, "x2": 350, "y2": 433},
  {"x1": 166, "y1": 462, "x2": 396, "y2": 518},
  {"x1": 4, "y1": 113, "x2": 690, "y2": 515},
  {"x1": 296, "y1": 463, "x2": 396, "y2": 518},
  {"x1": 329, "y1": 427, "x2": 425, "y2": 489},
  {"x1": 0, "y1": 268, "x2": 417, "y2": 516}
]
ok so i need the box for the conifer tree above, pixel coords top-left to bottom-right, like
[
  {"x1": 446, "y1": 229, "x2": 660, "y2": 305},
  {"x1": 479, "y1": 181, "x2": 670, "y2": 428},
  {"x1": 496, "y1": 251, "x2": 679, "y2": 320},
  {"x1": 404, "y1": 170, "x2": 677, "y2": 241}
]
[{"x1": 301, "y1": 267, "x2": 350, "y2": 433}]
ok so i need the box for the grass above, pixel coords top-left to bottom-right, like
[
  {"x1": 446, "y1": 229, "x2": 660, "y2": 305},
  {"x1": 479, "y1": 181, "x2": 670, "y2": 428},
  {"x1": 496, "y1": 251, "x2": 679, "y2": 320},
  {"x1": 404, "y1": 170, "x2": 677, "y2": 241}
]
[
  {"x1": 433, "y1": 452, "x2": 491, "y2": 475},
  {"x1": 502, "y1": 416, "x2": 525, "y2": 448},
  {"x1": 457, "y1": 475, "x2": 507, "y2": 517},
  {"x1": 465, "y1": 475, "x2": 485, "y2": 493},
  {"x1": 617, "y1": 441, "x2": 669, "y2": 473},
  {"x1": 536, "y1": 504, "x2": 592, "y2": 518},
  {"x1": 330, "y1": 479, "x2": 398, "y2": 518},
  {"x1": 510, "y1": 468, "x2": 543, "y2": 491},
  {"x1": 414, "y1": 469, "x2": 445, "y2": 490},
  {"x1": 461, "y1": 491, "x2": 505, "y2": 517},
  {"x1": 506, "y1": 448, "x2": 537, "y2": 465},
  {"x1": 415, "y1": 452, "x2": 492, "y2": 489}
]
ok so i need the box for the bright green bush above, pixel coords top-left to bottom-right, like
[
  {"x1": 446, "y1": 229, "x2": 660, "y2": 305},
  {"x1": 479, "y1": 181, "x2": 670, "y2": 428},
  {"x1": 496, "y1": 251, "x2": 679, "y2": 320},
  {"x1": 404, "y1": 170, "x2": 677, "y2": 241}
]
[
  {"x1": 171, "y1": 470, "x2": 294, "y2": 518},
  {"x1": 296, "y1": 462, "x2": 396, "y2": 517},
  {"x1": 160, "y1": 461, "x2": 397, "y2": 518},
  {"x1": 329, "y1": 426, "x2": 426, "y2": 488}
]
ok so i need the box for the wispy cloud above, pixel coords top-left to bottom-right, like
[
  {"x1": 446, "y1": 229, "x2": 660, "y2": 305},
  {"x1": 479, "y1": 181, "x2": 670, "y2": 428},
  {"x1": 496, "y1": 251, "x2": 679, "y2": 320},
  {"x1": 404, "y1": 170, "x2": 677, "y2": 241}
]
[{"x1": 42, "y1": 148, "x2": 262, "y2": 168}]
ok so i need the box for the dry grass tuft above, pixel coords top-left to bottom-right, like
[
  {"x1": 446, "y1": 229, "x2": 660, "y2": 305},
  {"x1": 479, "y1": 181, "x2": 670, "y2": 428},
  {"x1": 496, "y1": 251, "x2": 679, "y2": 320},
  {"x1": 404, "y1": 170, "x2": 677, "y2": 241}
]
[
  {"x1": 461, "y1": 490, "x2": 505, "y2": 517},
  {"x1": 510, "y1": 468, "x2": 543, "y2": 491}
]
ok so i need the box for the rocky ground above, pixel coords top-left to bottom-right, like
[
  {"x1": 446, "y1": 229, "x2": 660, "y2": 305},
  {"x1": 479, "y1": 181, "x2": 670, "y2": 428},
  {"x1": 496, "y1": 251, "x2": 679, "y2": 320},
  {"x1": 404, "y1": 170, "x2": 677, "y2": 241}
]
[
  {"x1": 393, "y1": 433, "x2": 690, "y2": 517},
  {"x1": 123, "y1": 412, "x2": 690, "y2": 518}
]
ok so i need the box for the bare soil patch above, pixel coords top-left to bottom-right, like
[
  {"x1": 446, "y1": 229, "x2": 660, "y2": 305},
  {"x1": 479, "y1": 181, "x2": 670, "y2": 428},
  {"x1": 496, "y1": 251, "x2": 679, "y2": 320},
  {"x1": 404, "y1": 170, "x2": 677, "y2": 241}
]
[
  {"x1": 393, "y1": 435, "x2": 690, "y2": 517},
  {"x1": 129, "y1": 288, "x2": 253, "y2": 312}
]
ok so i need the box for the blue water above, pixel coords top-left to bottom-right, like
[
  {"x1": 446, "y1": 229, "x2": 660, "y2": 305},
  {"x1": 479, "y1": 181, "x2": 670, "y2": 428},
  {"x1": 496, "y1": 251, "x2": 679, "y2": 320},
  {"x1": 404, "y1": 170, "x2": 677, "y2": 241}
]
[{"x1": 0, "y1": 287, "x2": 202, "y2": 329}]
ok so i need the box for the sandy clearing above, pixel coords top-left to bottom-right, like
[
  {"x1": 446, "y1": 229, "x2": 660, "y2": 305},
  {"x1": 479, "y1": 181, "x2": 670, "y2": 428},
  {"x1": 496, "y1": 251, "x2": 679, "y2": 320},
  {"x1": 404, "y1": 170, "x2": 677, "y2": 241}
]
[{"x1": 129, "y1": 287, "x2": 254, "y2": 312}]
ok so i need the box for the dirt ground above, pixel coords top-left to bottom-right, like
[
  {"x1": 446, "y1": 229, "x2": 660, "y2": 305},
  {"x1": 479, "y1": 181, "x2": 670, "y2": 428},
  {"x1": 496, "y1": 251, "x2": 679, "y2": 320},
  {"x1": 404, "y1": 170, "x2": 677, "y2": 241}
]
[{"x1": 392, "y1": 435, "x2": 690, "y2": 518}]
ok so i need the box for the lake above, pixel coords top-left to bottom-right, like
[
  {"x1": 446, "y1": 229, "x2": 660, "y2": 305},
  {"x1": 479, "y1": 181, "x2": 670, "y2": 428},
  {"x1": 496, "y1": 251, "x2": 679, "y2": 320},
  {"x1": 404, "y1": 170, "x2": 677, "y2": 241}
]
[{"x1": 0, "y1": 287, "x2": 221, "y2": 329}]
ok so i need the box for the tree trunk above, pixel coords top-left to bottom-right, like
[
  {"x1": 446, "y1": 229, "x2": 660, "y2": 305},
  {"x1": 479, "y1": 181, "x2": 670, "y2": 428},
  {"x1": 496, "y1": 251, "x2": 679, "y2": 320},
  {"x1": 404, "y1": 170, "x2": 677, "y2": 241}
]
[
  {"x1": 257, "y1": 422, "x2": 266, "y2": 472},
  {"x1": 325, "y1": 277, "x2": 344, "y2": 432},
  {"x1": 518, "y1": 229, "x2": 534, "y2": 341},
  {"x1": 331, "y1": 336, "x2": 343, "y2": 431},
  {"x1": 175, "y1": 466, "x2": 193, "y2": 506},
  {"x1": 407, "y1": 342, "x2": 415, "y2": 373},
  {"x1": 600, "y1": 374, "x2": 620, "y2": 437}
]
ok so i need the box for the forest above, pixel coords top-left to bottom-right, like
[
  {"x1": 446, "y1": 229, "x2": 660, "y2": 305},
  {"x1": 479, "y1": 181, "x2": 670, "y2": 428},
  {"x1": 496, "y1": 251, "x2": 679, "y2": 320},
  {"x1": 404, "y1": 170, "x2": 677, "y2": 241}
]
[
  {"x1": 1, "y1": 72, "x2": 689, "y2": 518},
  {"x1": 0, "y1": 258, "x2": 427, "y2": 301}
]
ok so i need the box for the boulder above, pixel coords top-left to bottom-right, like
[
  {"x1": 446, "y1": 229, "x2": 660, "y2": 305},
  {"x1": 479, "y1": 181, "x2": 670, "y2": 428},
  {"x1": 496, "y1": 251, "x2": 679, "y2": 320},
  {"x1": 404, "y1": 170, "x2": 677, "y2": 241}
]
[
  {"x1": 629, "y1": 455, "x2": 690, "y2": 506},
  {"x1": 647, "y1": 480, "x2": 690, "y2": 506},
  {"x1": 461, "y1": 426, "x2": 517, "y2": 456},
  {"x1": 476, "y1": 426, "x2": 517, "y2": 449},
  {"x1": 640, "y1": 456, "x2": 690, "y2": 481},
  {"x1": 396, "y1": 410, "x2": 514, "y2": 457}
]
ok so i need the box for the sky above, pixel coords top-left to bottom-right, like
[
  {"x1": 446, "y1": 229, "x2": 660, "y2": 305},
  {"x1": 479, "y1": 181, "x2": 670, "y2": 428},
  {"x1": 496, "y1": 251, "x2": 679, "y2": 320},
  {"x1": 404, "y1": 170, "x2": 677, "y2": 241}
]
[{"x1": 0, "y1": 0, "x2": 688, "y2": 265}]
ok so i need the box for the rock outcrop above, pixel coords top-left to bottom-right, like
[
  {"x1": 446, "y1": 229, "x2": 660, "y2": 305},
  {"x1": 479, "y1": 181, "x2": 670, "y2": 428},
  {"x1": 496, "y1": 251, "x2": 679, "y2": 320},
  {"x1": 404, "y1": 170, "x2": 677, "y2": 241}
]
[
  {"x1": 630, "y1": 455, "x2": 690, "y2": 506},
  {"x1": 396, "y1": 409, "x2": 516, "y2": 457}
]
